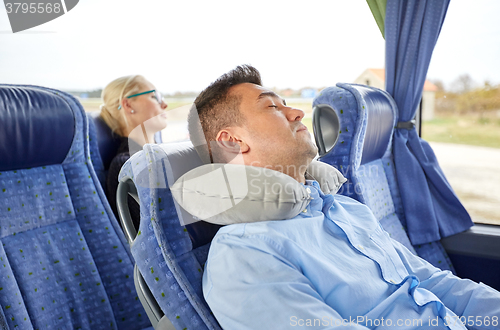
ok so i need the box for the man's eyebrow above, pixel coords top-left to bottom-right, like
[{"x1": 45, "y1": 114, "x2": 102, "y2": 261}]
[
  {"x1": 257, "y1": 91, "x2": 279, "y2": 100},
  {"x1": 257, "y1": 91, "x2": 286, "y2": 104}
]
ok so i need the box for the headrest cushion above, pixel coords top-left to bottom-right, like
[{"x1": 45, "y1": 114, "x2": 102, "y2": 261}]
[
  {"x1": 171, "y1": 160, "x2": 346, "y2": 225},
  {"x1": 0, "y1": 86, "x2": 75, "y2": 171}
]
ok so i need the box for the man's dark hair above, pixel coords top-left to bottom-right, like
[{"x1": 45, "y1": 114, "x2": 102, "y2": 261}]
[{"x1": 188, "y1": 65, "x2": 262, "y2": 162}]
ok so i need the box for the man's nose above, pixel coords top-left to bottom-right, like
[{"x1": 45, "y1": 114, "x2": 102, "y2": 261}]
[{"x1": 285, "y1": 107, "x2": 305, "y2": 122}]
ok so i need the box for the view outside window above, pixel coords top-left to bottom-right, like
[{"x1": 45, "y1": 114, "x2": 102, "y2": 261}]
[
  {"x1": 421, "y1": 82, "x2": 500, "y2": 226},
  {"x1": 73, "y1": 1, "x2": 500, "y2": 226},
  {"x1": 2, "y1": 0, "x2": 497, "y2": 224},
  {"x1": 424, "y1": 1, "x2": 500, "y2": 225}
]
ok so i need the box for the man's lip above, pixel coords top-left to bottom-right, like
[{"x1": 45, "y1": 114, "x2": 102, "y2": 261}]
[{"x1": 296, "y1": 125, "x2": 308, "y2": 132}]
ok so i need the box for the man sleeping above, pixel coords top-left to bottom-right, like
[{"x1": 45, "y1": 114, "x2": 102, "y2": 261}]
[{"x1": 186, "y1": 65, "x2": 500, "y2": 330}]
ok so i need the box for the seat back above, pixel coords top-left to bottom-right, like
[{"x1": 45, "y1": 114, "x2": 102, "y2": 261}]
[
  {"x1": 86, "y1": 113, "x2": 106, "y2": 188},
  {"x1": 313, "y1": 83, "x2": 454, "y2": 271},
  {"x1": 87, "y1": 111, "x2": 164, "y2": 195},
  {"x1": 0, "y1": 85, "x2": 151, "y2": 329},
  {"x1": 119, "y1": 142, "x2": 221, "y2": 330},
  {"x1": 88, "y1": 111, "x2": 164, "y2": 170},
  {"x1": 88, "y1": 111, "x2": 122, "y2": 172}
]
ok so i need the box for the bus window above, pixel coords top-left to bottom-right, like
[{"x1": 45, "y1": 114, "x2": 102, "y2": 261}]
[{"x1": 425, "y1": 0, "x2": 500, "y2": 226}]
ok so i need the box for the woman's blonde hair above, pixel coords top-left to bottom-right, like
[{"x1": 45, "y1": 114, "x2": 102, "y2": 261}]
[{"x1": 100, "y1": 75, "x2": 146, "y2": 136}]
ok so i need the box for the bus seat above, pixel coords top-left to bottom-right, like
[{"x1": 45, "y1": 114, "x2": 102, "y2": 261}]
[
  {"x1": 313, "y1": 83, "x2": 455, "y2": 272},
  {"x1": 87, "y1": 111, "x2": 122, "y2": 172},
  {"x1": 0, "y1": 85, "x2": 152, "y2": 330},
  {"x1": 117, "y1": 142, "x2": 344, "y2": 329},
  {"x1": 86, "y1": 113, "x2": 106, "y2": 188},
  {"x1": 118, "y1": 142, "x2": 222, "y2": 330},
  {"x1": 87, "y1": 111, "x2": 163, "y2": 193}
]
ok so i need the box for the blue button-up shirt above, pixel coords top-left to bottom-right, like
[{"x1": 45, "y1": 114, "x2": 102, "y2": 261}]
[{"x1": 203, "y1": 181, "x2": 500, "y2": 329}]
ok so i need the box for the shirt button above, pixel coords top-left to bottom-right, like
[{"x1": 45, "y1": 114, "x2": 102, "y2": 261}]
[
  {"x1": 357, "y1": 245, "x2": 364, "y2": 250},
  {"x1": 302, "y1": 209, "x2": 308, "y2": 213},
  {"x1": 306, "y1": 188, "x2": 311, "y2": 194},
  {"x1": 389, "y1": 279, "x2": 396, "y2": 284}
]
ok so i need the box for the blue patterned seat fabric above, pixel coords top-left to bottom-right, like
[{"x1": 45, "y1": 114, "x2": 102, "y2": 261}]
[
  {"x1": 0, "y1": 85, "x2": 151, "y2": 329},
  {"x1": 87, "y1": 113, "x2": 106, "y2": 189},
  {"x1": 313, "y1": 83, "x2": 454, "y2": 272},
  {"x1": 119, "y1": 143, "x2": 221, "y2": 330},
  {"x1": 86, "y1": 111, "x2": 163, "y2": 194}
]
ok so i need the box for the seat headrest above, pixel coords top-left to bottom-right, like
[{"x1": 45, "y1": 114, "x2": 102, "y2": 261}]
[
  {"x1": 0, "y1": 85, "x2": 75, "y2": 171},
  {"x1": 312, "y1": 104, "x2": 341, "y2": 157},
  {"x1": 313, "y1": 84, "x2": 397, "y2": 166},
  {"x1": 88, "y1": 111, "x2": 164, "y2": 170},
  {"x1": 88, "y1": 111, "x2": 122, "y2": 170},
  {"x1": 346, "y1": 84, "x2": 397, "y2": 165},
  {"x1": 160, "y1": 141, "x2": 205, "y2": 183}
]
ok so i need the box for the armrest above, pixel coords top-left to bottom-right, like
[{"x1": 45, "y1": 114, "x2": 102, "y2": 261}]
[{"x1": 441, "y1": 224, "x2": 500, "y2": 260}]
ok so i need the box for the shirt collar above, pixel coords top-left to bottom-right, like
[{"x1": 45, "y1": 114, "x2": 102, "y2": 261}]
[{"x1": 304, "y1": 180, "x2": 334, "y2": 213}]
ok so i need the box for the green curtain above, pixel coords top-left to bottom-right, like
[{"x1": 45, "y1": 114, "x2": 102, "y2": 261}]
[{"x1": 367, "y1": 0, "x2": 387, "y2": 38}]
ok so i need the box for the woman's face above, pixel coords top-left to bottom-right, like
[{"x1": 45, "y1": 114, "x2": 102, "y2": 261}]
[{"x1": 126, "y1": 79, "x2": 168, "y2": 135}]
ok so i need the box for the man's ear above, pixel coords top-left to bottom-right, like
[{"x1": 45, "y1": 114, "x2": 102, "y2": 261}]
[{"x1": 215, "y1": 129, "x2": 249, "y2": 154}]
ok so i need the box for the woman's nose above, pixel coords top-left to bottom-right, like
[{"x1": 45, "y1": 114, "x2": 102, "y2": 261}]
[{"x1": 161, "y1": 100, "x2": 168, "y2": 109}]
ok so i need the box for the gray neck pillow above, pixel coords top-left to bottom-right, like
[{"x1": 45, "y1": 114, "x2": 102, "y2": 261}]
[{"x1": 170, "y1": 160, "x2": 346, "y2": 226}]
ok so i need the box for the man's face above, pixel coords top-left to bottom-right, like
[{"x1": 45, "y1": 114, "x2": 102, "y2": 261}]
[{"x1": 226, "y1": 83, "x2": 318, "y2": 174}]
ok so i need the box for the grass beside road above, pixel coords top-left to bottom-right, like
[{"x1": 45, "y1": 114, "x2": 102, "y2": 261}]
[
  {"x1": 304, "y1": 109, "x2": 500, "y2": 150},
  {"x1": 422, "y1": 115, "x2": 500, "y2": 149},
  {"x1": 294, "y1": 104, "x2": 500, "y2": 151}
]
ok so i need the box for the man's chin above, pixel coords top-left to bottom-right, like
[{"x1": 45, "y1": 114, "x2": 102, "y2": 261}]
[{"x1": 304, "y1": 141, "x2": 319, "y2": 159}]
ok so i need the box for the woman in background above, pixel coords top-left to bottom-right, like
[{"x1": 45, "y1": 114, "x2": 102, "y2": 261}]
[{"x1": 100, "y1": 75, "x2": 168, "y2": 229}]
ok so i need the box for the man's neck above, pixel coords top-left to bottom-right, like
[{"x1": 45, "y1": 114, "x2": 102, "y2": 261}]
[
  {"x1": 247, "y1": 161, "x2": 308, "y2": 184},
  {"x1": 234, "y1": 154, "x2": 311, "y2": 184},
  {"x1": 290, "y1": 171, "x2": 306, "y2": 184}
]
